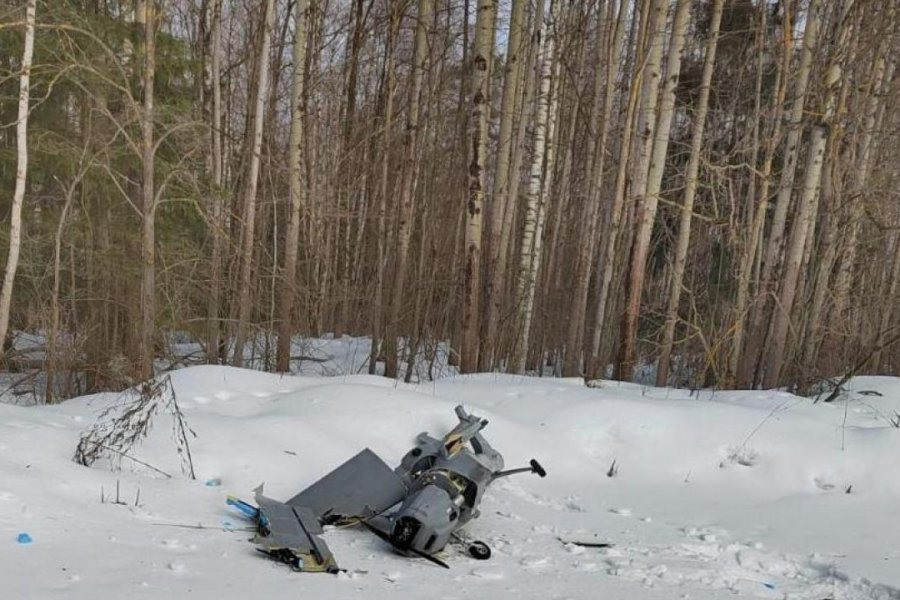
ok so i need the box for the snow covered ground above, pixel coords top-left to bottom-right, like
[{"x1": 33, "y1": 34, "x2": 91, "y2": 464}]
[{"x1": 2, "y1": 359, "x2": 900, "y2": 599}]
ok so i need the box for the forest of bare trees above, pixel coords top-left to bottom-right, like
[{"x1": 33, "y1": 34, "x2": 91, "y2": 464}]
[{"x1": 1, "y1": 0, "x2": 899, "y2": 400}]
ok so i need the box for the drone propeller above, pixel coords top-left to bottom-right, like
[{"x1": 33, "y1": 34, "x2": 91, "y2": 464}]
[
  {"x1": 491, "y1": 458, "x2": 547, "y2": 481},
  {"x1": 359, "y1": 520, "x2": 450, "y2": 569}
]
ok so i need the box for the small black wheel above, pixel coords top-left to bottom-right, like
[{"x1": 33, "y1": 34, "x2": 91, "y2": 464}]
[{"x1": 468, "y1": 541, "x2": 492, "y2": 560}]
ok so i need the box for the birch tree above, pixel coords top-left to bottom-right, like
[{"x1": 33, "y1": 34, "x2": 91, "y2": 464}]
[
  {"x1": 561, "y1": 0, "x2": 627, "y2": 377},
  {"x1": 232, "y1": 0, "x2": 276, "y2": 367},
  {"x1": 460, "y1": 0, "x2": 496, "y2": 372},
  {"x1": 0, "y1": 0, "x2": 36, "y2": 356},
  {"x1": 276, "y1": 0, "x2": 311, "y2": 373},
  {"x1": 513, "y1": 1, "x2": 557, "y2": 374},
  {"x1": 482, "y1": 0, "x2": 527, "y2": 370},
  {"x1": 589, "y1": 0, "x2": 645, "y2": 377},
  {"x1": 369, "y1": 3, "x2": 400, "y2": 374},
  {"x1": 656, "y1": 0, "x2": 725, "y2": 386},
  {"x1": 801, "y1": 8, "x2": 879, "y2": 375},
  {"x1": 831, "y1": 19, "x2": 896, "y2": 329},
  {"x1": 741, "y1": 0, "x2": 823, "y2": 385},
  {"x1": 764, "y1": 0, "x2": 853, "y2": 388},
  {"x1": 731, "y1": 2, "x2": 788, "y2": 386},
  {"x1": 618, "y1": 0, "x2": 688, "y2": 380},
  {"x1": 384, "y1": 0, "x2": 432, "y2": 378}
]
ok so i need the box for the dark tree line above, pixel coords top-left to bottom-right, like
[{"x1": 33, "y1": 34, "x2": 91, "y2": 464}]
[{"x1": 1, "y1": 0, "x2": 898, "y2": 401}]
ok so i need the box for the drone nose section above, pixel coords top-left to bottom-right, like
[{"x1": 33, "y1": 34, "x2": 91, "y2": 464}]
[{"x1": 390, "y1": 515, "x2": 423, "y2": 549}]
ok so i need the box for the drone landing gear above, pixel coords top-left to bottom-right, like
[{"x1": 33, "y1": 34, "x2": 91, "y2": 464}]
[
  {"x1": 451, "y1": 532, "x2": 492, "y2": 560},
  {"x1": 467, "y1": 540, "x2": 491, "y2": 560}
]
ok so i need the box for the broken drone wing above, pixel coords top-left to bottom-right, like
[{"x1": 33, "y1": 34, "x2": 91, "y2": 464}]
[
  {"x1": 286, "y1": 448, "x2": 407, "y2": 521},
  {"x1": 252, "y1": 488, "x2": 338, "y2": 573}
]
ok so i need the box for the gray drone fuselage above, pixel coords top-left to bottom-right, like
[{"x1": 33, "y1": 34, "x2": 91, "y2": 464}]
[{"x1": 388, "y1": 405, "x2": 504, "y2": 554}]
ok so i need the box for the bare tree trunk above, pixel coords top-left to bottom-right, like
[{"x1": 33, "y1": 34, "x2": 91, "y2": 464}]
[
  {"x1": 206, "y1": 0, "x2": 225, "y2": 364},
  {"x1": 232, "y1": 0, "x2": 276, "y2": 367},
  {"x1": 733, "y1": 6, "x2": 791, "y2": 387},
  {"x1": 743, "y1": 0, "x2": 822, "y2": 385},
  {"x1": 460, "y1": 0, "x2": 497, "y2": 372},
  {"x1": 561, "y1": 0, "x2": 623, "y2": 377},
  {"x1": 494, "y1": 0, "x2": 544, "y2": 368},
  {"x1": 655, "y1": 0, "x2": 724, "y2": 386},
  {"x1": 342, "y1": 0, "x2": 367, "y2": 141},
  {"x1": 618, "y1": 0, "x2": 687, "y2": 380},
  {"x1": 276, "y1": 0, "x2": 311, "y2": 373},
  {"x1": 369, "y1": 4, "x2": 400, "y2": 374},
  {"x1": 801, "y1": 20, "x2": 869, "y2": 376},
  {"x1": 384, "y1": 0, "x2": 432, "y2": 378},
  {"x1": 588, "y1": 0, "x2": 641, "y2": 378},
  {"x1": 47, "y1": 157, "x2": 89, "y2": 402},
  {"x1": 138, "y1": 0, "x2": 158, "y2": 381},
  {"x1": 482, "y1": 0, "x2": 527, "y2": 370},
  {"x1": 764, "y1": 0, "x2": 851, "y2": 388},
  {"x1": 832, "y1": 54, "x2": 894, "y2": 327},
  {"x1": 513, "y1": 1, "x2": 557, "y2": 374},
  {"x1": 538, "y1": 0, "x2": 586, "y2": 361},
  {"x1": 0, "y1": 0, "x2": 36, "y2": 357},
  {"x1": 872, "y1": 232, "x2": 900, "y2": 371},
  {"x1": 763, "y1": 126, "x2": 827, "y2": 387}
]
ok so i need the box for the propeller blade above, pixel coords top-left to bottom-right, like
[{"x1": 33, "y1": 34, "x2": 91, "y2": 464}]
[
  {"x1": 407, "y1": 545, "x2": 451, "y2": 569},
  {"x1": 359, "y1": 521, "x2": 450, "y2": 569}
]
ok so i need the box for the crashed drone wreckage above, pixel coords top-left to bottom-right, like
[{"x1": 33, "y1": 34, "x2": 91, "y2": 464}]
[{"x1": 227, "y1": 405, "x2": 547, "y2": 573}]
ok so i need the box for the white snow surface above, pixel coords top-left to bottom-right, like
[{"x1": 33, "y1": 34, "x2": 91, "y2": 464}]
[{"x1": 2, "y1": 365, "x2": 900, "y2": 599}]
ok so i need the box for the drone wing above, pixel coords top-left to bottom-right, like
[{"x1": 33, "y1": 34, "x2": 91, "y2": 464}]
[
  {"x1": 251, "y1": 488, "x2": 338, "y2": 572},
  {"x1": 287, "y1": 448, "x2": 407, "y2": 522}
]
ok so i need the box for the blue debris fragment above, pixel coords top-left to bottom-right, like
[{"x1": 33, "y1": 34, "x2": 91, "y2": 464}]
[
  {"x1": 762, "y1": 583, "x2": 775, "y2": 590},
  {"x1": 226, "y1": 496, "x2": 268, "y2": 528},
  {"x1": 205, "y1": 478, "x2": 222, "y2": 487},
  {"x1": 16, "y1": 533, "x2": 32, "y2": 544},
  {"x1": 226, "y1": 496, "x2": 260, "y2": 519}
]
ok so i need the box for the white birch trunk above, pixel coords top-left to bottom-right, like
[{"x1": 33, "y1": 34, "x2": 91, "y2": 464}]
[
  {"x1": 619, "y1": 0, "x2": 688, "y2": 379},
  {"x1": 513, "y1": 5, "x2": 556, "y2": 374},
  {"x1": 460, "y1": 0, "x2": 497, "y2": 372},
  {"x1": 764, "y1": 0, "x2": 852, "y2": 387},
  {"x1": 732, "y1": 9, "x2": 791, "y2": 386},
  {"x1": 0, "y1": 0, "x2": 36, "y2": 355},
  {"x1": 495, "y1": 0, "x2": 544, "y2": 367},
  {"x1": 656, "y1": 0, "x2": 724, "y2": 386},
  {"x1": 232, "y1": 0, "x2": 276, "y2": 367},
  {"x1": 483, "y1": 0, "x2": 528, "y2": 370},
  {"x1": 588, "y1": 0, "x2": 644, "y2": 377},
  {"x1": 763, "y1": 126, "x2": 827, "y2": 387},
  {"x1": 561, "y1": 0, "x2": 625, "y2": 377},
  {"x1": 832, "y1": 55, "x2": 894, "y2": 325},
  {"x1": 276, "y1": 0, "x2": 311, "y2": 372},
  {"x1": 742, "y1": 0, "x2": 823, "y2": 384}
]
